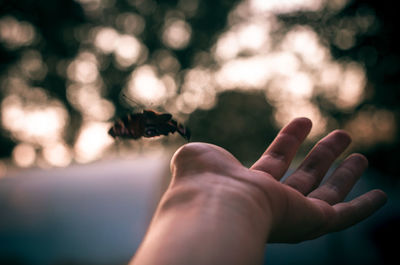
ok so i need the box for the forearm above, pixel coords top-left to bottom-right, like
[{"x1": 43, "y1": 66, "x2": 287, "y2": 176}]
[{"x1": 130, "y1": 181, "x2": 271, "y2": 265}]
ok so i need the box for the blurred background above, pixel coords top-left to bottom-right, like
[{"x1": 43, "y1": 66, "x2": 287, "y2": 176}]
[{"x1": 0, "y1": 0, "x2": 399, "y2": 264}]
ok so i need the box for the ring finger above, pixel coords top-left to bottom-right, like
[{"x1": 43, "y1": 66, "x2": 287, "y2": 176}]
[{"x1": 283, "y1": 130, "x2": 352, "y2": 195}]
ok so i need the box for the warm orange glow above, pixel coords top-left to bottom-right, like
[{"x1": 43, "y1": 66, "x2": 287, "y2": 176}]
[
  {"x1": 334, "y1": 29, "x2": 356, "y2": 50},
  {"x1": 67, "y1": 52, "x2": 99, "y2": 84},
  {"x1": 126, "y1": 65, "x2": 168, "y2": 105},
  {"x1": 236, "y1": 22, "x2": 270, "y2": 52},
  {"x1": 281, "y1": 26, "x2": 328, "y2": 67},
  {"x1": 209, "y1": 0, "x2": 370, "y2": 135},
  {"x1": 116, "y1": 13, "x2": 146, "y2": 35},
  {"x1": 214, "y1": 20, "x2": 272, "y2": 62},
  {"x1": 74, "y1": 122, "x2": 114, "y2": 163},
  {"x1": 66, "y1": 84, "x2": 115, "y2": 121},
  {"x1": 249, "y1": 0, "x2": 324, "y2": 14},
  {"x1": 215, "y1": 57, "x2": 272, "y2": 89},
  {"x1": 176, "y1": 67, "x2": 216, "y2": 113},
  {"x1": 114, "y1": 34, "x2": 143, "y2": 67},
  {"x1": 182, "y1": 68, "x2": 213, "y2": 93},
  {"x1": 1, "y1": 95, "x2": 68, "y2": 145},
  {"x1": 345, "y1": 108, "x2": 397, "y2": 147},
  {"x1": 19, "y1": 50, "x2": 47, "y2": 80},
  {"x1": 12, "y1": 143, "x2": 36, "y2": 167},
  {"x1": 336, "y1": 63, "x2": 365, "y2": 109},
  {"x1": 43, "y1": 142, "x2": 72, "y2": 167},
  {"x1": 214, "y1": 31, "x2": 241, "y2": 62},
  {"x1": 154, "y1": 49, "x2": 181, "y2": 73},
  {"x1": 162, "y1": 19, "x2": 192, "y2": 50},
  {"x1": 0, "y1": 0, "x2": 384, "y2": 170},
  {"x1": 273, "y1": 99, "x2": 327, "y2": 137},
  {"x1": 285, "y1": 72, "x2": 313, "y2": 98},
  {"x1": 64, "y1": 48, "x2": 116, "y2": 121},
  {"x1": 318, "y1": 62, "x2": 342, "y2": 88},
  {"x1": 26, "y1": 110, "x2": 61, "y2": 137},
  {"x1": 316, "y1": 62, "x2": 366, "y2": 110},
  {"x1": 0, "y1": 16, "x2": 36, "y2": 49},
  {"x1": 94, "y1": 27, "x2": 119, "y2": 54},
  {"x1": 161, "y1": 74, "x2": 178, "y2": 98}
]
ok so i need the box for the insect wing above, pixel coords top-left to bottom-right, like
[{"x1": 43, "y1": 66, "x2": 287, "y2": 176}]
[
  {"x1": 176, "y1": 123, "x2": 191, "y2": 141},
  {"x1": 109, "y1": 113, "x2": 145, "y2": 139},
  {"x1": 109, "y1": 109, "x2": 190, "y2": 141}
]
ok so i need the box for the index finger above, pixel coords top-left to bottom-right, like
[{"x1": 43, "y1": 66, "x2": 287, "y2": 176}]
[{"x1": 251, "y1": 117, "x2": 312, "y2": 180}]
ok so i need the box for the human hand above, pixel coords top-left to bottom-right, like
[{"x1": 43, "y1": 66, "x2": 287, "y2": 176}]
[
  {"x1": 130, "y1": 118, "x2": 387, "y2": 265},
  {"x1": 169, "y1": 117, "x2": 387, "y2": 243}
]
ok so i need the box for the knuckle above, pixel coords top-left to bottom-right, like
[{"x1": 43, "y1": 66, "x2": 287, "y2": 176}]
[
  {"x1": 170, "y1": 142, "x2": 221, "y2": 176},
  {"x1": 171, "y1": 142, "x2": 211, "y2": 164},
  {"x1": 170, "y1": 142, "x2": 242, "y2": 178}
]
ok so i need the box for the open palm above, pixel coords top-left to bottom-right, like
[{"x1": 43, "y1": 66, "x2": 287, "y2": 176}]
[{"x1": 171, "y1": 118, "x2": 387, "y2": 243}]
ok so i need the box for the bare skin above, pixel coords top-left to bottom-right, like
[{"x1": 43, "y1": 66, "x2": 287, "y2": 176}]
[{"x1": 130, "y1": 117, "x2": 387, "y2": 265}]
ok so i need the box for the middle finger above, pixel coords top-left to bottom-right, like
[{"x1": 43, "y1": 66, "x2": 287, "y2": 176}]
[{"x1": 284, "y1": 130, "x2": 351, "y2": 195}]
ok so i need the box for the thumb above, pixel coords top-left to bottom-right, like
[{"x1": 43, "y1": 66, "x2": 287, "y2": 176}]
[{"x1": 170, "y1": 142, "x2": 242, "y2": 178}]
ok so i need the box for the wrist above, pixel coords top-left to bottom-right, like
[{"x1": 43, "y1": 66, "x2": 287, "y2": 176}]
[
  {"x1": 132, "y1": 174, "x2": 271, "y2": 265},
  {"x1": 156, "y1": 172, "x2": 273, "y2": 241}
]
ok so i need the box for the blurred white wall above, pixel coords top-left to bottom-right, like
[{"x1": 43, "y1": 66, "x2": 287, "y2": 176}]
[{"x1": 0, "y1": 155, "x2": 170, "y2": 265}]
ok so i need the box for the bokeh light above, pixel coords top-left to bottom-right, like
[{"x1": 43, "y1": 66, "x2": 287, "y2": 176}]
[
  {"x1": 94, "y1": 27, "x2": 119, "y2": 54},
  {"x1": 281, "y1": 26, "x2": 328, "y2": 67},
  {"x1": 12, "y1": 143, "x2": 36, "y2": 167},
  {"x1": 67, "y1": 52, "x2": 99, "y2": 84},
  {"x1": 345, "y1": 107, "x2": 397, "y2": 147},
  {"x1": 177, "y1": 67, "x2": 216, "y2": 113},
  {"x1": 162, "y1": 19, "x2": 192, "y2": 50},
  {"x1": 1, "y1": 95, "x2": 68, "y2": 145},
  {"x1": 67, "y1": 84, "x2": 115, "y2": 121},
  {"x1": 114, "y1": 34, "x2": 143, "y2": 67},
  {"x1": 208, "y1": 0, "x2": 384, "y2": 140},
  {"x1": 125, "y1": 65, "x2": 169, "y2": 106},
  {"x1": 1, "y1": 2, "x2": 399, "y2": 265},
  {"x1": 0, "y1": 16, "x2": 36, "y2": 49},
  {"x1": 249, "y1": 0, "x2": 325, "y2": 14},
  {"x1": 0, "y1": 0, "x2": 397, "y2": 171},
  {"x1": 116, "y1": 12, "x2": 146, "y2": 35},
  {"x1": 19, "y1": 50, "x2": 48, "y2": 80},
  {"x1": 42, "y1": 142, "x2": 73, "y2": 167},
  {"x1": 74, "y1": 122, "x2": 114, "y2": 163}
]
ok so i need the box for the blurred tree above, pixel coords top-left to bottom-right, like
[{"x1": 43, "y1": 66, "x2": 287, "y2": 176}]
[
  {"x1": 0, "y1": 0, "x2": 241, "y2": 164},
  {"x1": 0, "y1": 0, "x2": 398, "y2": 181},
  {"x1": 277, "y1": 0, "x2": 400, "y2": 179},
  {"x1": 187, "y1": 90, "x2": 277, "y2": 165},
  {"x1": 0, "y1": 0, "x2": 86, "y2": 157}
]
